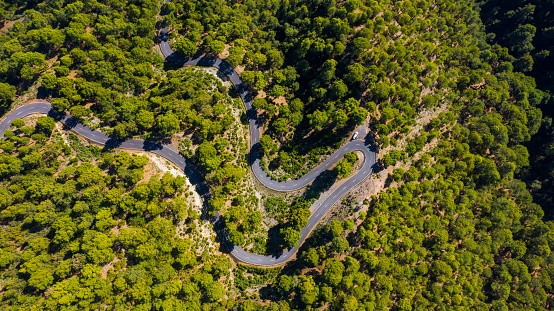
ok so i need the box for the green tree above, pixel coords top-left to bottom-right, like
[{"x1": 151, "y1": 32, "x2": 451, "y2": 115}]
[
  {"x1": 345, "y1": 63, "x2": 366, "y2": 83},
  {"x1": 174, "y1": 38, "x2": 197, "y2": 56},
  {"x1": 277, "y1": 274, "x2": 293, "y2": 294},
  {"x1": 69, "y1": 105, "x2": 89, "y2": 119},
  {"x1": 332, "y1": 236, "x2": 350, "y2": 253},
  {"x1": 156, "y1": 113, "x2": 180, "y2": 136},
  {"x1": 52, "y1": 98, "x2": 70, "y2": 111},
  {"x1": 341, "y1": 295, "x2": 359, "y2": 311},
  {"x1": 302, "y1": 248, "x2": 319, "y2": 267},
  {"x1": 351, "y1": 107, "x2": 368, "y2": 125},
  {"x1": 330, "y1": 220, "x2": 343, "y2": 237},
  {"x1": 335, "y1": 159, "x2": 353, "y2": 179},
  {"x1": 209, "y1": 40, "x2": 225, "y2": 55},
  {"x1": 289, "y1": 207, "x2": 310, "y2": 229},
  {"x1": 11, "y1": 119, "x2": 24, "y2": 128},
  {"x1": 320, "y1": 59, "x2": 337, "y2": 83},
  {"x1": 323, "y1": 258, "x2": 345, "y2": 287},
  {"x1": 206, "y1": 282, "x2": 225, "y2": 302},
  {"x1": 197, "y1": 141, "x2": 221, "y2": 171},
  {"x1": 330, "y1": 80, "x2": 349, "y2": 99},
  {"x1": 260, "y1": 134, "x2": 274, "y2": 155},
  {"x1": 273, "y1": 118, "x2": 288, "y2": 134},
  {"x1": 309, "y1": 109, "x2": 329, "y2": 130},
  {"x1": 297, "y1": 275, "x2": 319, "y2": 306},
  {"x1": 281, "y1": 227, "x2": 301, "y2": 248},
  {"x1": 0, "y1": 82, "x2": 16, "y2": 104},
  {"x1": 28, "y1": 269, "x2": 54, "y2": 290},
  {"x1": 332, "y1": 109, "x2": 348, "y2": 125},
  {"x1": 136, "y1": 110, "x2": 154, "y2": 129},
  {"x1": 35, "y1": 116, "x2": 55, "y2": 136}
]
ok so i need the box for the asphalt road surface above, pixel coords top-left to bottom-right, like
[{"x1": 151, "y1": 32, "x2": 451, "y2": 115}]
[{"x1": 0, "y1": 33, "x2": 377, "y2": 267}]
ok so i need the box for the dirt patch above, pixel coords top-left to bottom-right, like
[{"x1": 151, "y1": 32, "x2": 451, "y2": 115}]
[
  {"x1": 219, "y1": 44, "x2": 230, "y2": 59},
  {"x1": 145, "y1": 152, "x2": 203, "y2": 211},
  {"x1": 100, "y1": 257, "x2": 120, "y2": 279},
  {"x1": 46, "y1": 56, "x2": 59, "y2": 68},
  {"x1": 351, "y1": 134, "x2": 441, "y2": 215},
  {"x1": 153, "y1": 44, "x2": 164, "y2": 58},
  {"x1": 235, "y1": 65, "x2": 245, "y2": 74},
  {"x1": 197, "y1": 67, "x2": 232, "y2": 88},
  {"x1": 0, "y1": 18, "x2": 23, "y2": 33},
  {"x1": 352, "y1": 166, "x2": 392, "y2": 208},
  {"x1": 16, "y1": 115, "x2": 38, "y2": 132},
  {"x1": 170, "y1": 135, "x2": 182, "y2": 152},
  {"x1": 68, "y1": 70, "x2": 79, "y2": 79},
  {"x1": 54, "y1": 122, "x2": 71, "y2": 145},
  {"x1": 13, "y1": 84, "x2": 43, "y2": 107},
  {"x1": 379, "y1": 102, "x2": 447, "y2": 157},
  {"x1": 110, "y1": 224, "x2": 127, "y2": 237},
  {"x1": 193, "y1": 220, "x2": 218, "y2": 252},
  {"x1": 273, "y1": 96, "x2": 287, "y2": 105},
  {"x1": 349, "y1": 103, "x2": 450, "y2": 213}
]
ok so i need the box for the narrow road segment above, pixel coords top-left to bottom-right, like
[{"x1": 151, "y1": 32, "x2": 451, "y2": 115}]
[{"x1": 0, "y1": 33, "x2": 377, "y2": 266}]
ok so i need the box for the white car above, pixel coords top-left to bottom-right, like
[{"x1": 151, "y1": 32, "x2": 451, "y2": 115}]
[{"x1": 352, "y1": 131, "x2": 359, "y2": 140}]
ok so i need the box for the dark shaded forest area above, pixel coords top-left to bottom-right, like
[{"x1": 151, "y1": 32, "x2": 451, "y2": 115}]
[{"x1": 476, "y1": 0, "x2": 554, "y2": 217}]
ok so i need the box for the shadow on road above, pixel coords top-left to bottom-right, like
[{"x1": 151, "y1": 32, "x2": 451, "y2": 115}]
[
  {"x1": 142, "y1": 140, "x2": 163, "y2": 151},
  {"x1": 182, "y1": 161, "x2": 210, "y2": 198},
  {"x1": 103, "y1": 136, "x2": 124, "y2": 148},
  {"x1": 153, "y1": 31, "x2": 379, "y2": 266},
  {"x1": 304, "y1": 169, "x2": 339, "y2": 202},
  {"x1": 248, "y1": 143, "x2": 263, "y2": 166},
  {"x1": 213, "y1": 212, "x2": 236, "y2": 253},
  {"x1": 364, "y1": 131, "x2": 378, "y2": 152},
  {"x1": 47, "y1": 109, "x2": 66, "y2": 121}
]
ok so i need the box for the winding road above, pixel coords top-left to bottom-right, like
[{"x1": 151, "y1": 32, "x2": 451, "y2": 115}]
[{"x1": 0, "y1": 32, "x2": 377, "y2": 267}]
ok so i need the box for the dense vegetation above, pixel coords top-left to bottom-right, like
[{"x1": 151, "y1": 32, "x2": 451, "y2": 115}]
[
  {"x1": 272, "y1": 168, "x2": 553, "y2": 310},
  {"x1": 1, "y1": 0, "x2": 554, "y2": 310},
  {"x1": 0, "y1": 117, "x2": 245, "y2": 310},
  {"x1": 477, "y1": 0, "x2": 553, "y2": 89},
  {"x1": 475, "y1": 0, "x2": 554, "y2": 216},
  {"x1": 164, "y1": 0, "x2": 554, "y2": 309},
  {"x1": 166, "y1": 0, "x2": 378, "y2": 180}
]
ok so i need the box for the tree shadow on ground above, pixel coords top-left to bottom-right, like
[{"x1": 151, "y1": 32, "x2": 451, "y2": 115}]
[
  {"x1": 36, "y1": 86, "x2": 47, "y2": 99},
  {"x1": 304, "y1": 169, "x2": 339, "y2": 202},
  {"x1": 264, "y1": 224, "x2": 285, "y2": 256}
]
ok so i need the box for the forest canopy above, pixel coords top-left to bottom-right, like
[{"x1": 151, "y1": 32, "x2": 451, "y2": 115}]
[{"x1": 0, "y1": 0, "x2": 554, "y2": 310}]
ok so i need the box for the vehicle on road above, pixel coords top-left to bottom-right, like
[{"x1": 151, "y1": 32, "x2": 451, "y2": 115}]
[{"x1": 2, "y1": 49, "x2": 377, "y2": 267}]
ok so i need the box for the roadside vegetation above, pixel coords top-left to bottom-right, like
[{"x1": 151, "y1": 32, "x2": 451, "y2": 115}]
[{"x1": 0, "y1": 116, "x2": 245, "y2": 310}]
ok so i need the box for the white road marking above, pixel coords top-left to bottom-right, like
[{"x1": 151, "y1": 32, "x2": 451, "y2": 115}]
[{"x1": 5, "y1": 59, "x2": 377, "y2": 267}]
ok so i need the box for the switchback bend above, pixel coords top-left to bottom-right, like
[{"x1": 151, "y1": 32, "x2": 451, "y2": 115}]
[{"x1": 0, "y1": 33, "x2": 377, "y2": 266}]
